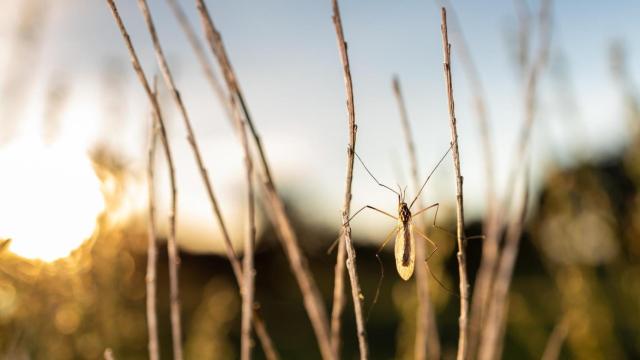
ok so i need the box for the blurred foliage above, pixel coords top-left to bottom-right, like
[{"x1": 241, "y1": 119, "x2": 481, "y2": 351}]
[{"x1": 3, "y1": 128, "x2": 640, "y2": 359}]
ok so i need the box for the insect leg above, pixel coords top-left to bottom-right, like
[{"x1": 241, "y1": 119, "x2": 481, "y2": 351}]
[
  {"x1": 346, "y1": 205, "x2": 396, "y2": 226},
  {"x1": 327, "y1": 205, "x2": 397, "y2": 255},
  {"x1": 412, "y1": 202, "x2": 439, "y2": 217},
  {"x1": 414, "y1": 202, "x2": 485, "y2": 243},
  {"x1": 368, "y1": 226, "x2": 400, "y2": 320},
  {"x1": 412, "y1": 224, "x2": 459, "y2": 297}
]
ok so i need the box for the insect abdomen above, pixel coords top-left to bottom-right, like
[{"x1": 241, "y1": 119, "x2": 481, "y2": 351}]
[{"x1": 395, "y1": 222, "x2": 415, "y2": 281}]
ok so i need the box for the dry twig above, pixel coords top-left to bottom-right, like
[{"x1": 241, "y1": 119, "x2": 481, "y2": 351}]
[
  {"x1": 105, "y1": 2, "x2": 183, "y2": 357},
  {"x1": 164, "y1": 0, "x2": 233, "y2": 125},
  {"x1": 392, "y1": 76, "x2": 441, "y2": 360},
  {"x1": 145, "y1": 80, "x2": 161, "y2": 360},
  {"x1": 237, "y1": 61, "x2": 257, "y2": 360},
  {"x1": 478, "y1": 166, "x2": 530, "y2": 360},
  {"x1": 440, "y1": 8, "x2": 470, "y2": 360},
  {"x1": 134, "y1": 1, "x2": 276, "y2": 359},
  {"x1": 330, "y1": 0, "x2": 369, "y2": 358},
  {"x1": 194, "y1": 1, "x2": 333, "y2": 359},
  {"x1": 103, "y1": 348, "x2": 115, "y2": 360},
  {"x1": 151, "y1": 1, "x2": 278, "y2": 357},
  {"x1": 433, "y1": 3, "x2": 501, "y2": 354},
  {"x1": 541, "y1": 315, "x2": 570, "y2": 360}
]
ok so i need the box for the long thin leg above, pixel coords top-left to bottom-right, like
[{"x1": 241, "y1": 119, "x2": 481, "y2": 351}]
[
  {"x1": 414, "y1": 202, "x2": 455, "y2": 239},
  {"x1": 412, "y1": 224, "x2": 439, "y2": 261},
  {"x1": 328, "y1": 205, "x2": 397, "y2": 254},
  {"x1": 412, "y1": 202, "x2": 439, "y2": 217},
  {"x1": 368, "y1": 226, "x2": 400, "y2": 320},
  {"x1": 413, "y1": 203, "x2": 485, "y2": 243},
  {"x1": 412, "y1": 224, "x2": 459, "y2": 297},
  {"x1": 347, "y1": 205, "x2": 396, "y2": 225},
  {"x1": 354, "y1": 152, "x2": 401, "y2": 197}
]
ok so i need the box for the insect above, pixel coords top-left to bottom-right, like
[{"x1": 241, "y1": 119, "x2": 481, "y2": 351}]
[{"x1": 347, "y1": 145, "x2": 452, "y2": 281}]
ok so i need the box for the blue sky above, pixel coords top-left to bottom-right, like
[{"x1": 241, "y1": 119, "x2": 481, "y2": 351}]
[{"x1": 1, "y1": 0, "x2": 639, "y2": 252}]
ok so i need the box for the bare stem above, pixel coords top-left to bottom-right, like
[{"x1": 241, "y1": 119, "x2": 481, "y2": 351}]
[
  {"x1": 103, "y1": 348, "x2": 115, "y2": 360},
  {"x1": 440, "y1": 8, "x2": 469, "y2": 360},
  {"x1": 238, "y1": 64, "x2": 256, "y2": 360},
  {"x1": 160, "y1": 2, "x2": 277, "y2": 357},
  {"x1": 146, "y1": 81, "x2": 160, "y2": 360},
  {"x1": 330, "y1": 1, "x2": 369, "y2": 359},
  {"x1": 392, "y1": 76, "x2": 441, "y2": 360},
  {"x1": 434, "y1": 3, "x2": 501, "y2": 354},
  {"x1": 541, "y1": 315, "x2": 570, "y2": 360},
  {"x1": 478, "y1": 168, "x2": 530, "y2": 360},
  {"x1": 164, "y1": 0, "x2": 234, "y2": 126},
  {"x1": 194, "y1": 1, "x2": 333, "y2": 359},
  {"x1": 105, "y1": 1, "x2": 182, "y2": 358},
  {"x1": 476, "y1": 3, "x2": 551, "y2": 357}
]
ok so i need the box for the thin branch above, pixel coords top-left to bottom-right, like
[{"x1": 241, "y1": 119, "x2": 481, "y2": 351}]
[
  {"x1": 153, "y1": 2, "x2": 278, "y2": 358},
  {"x1": 541, "y1": 315, "x2": 570, "y2": 360},
  {"x1": 146, "y1": 80, "x2": 160, "y2": 360},
  {"x1": 478, "y1": 165, "x2": 530, "y2": 360},
  {"x1": 434, "y1": 2, "x2": 499, "y2": 355},
  {"x1": 134, "y1": 1, "x2": 280, "y2": 359},
  {"x1": 238, "y1": 63, "x2": 257, "y2": 360},
  {"x1": 330, "y1": 0, "x2": 369, "y2": 359},
  {"x1": 193, "y1": 1, "x2": 333, "y2": 359},
  {"x1": 106, "y1": 2, "x2": 279, "y2": 359},
  {"x1": 105, "y1": 1, "x2": 183, "y2": 357},
  {"x1": 103, "y1": 348, "x2": 115, "y2": 360},
  {"x1": 501, "y1": 0, "x2": 552, "y2": 219},
  {"x1": 440, "y1": 8, "x2": 469, "y2": 360},
  {"x1": 392, "y1": 76, "x2": 440, "y2": 360},
  {"x1": 164, "y1": 0, "x2": 234, "y2": 127}
]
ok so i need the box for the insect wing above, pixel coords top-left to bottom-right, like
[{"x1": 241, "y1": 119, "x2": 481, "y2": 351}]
[{"x1": 394, "y1": 223, "x2": 415, "y2": 280}]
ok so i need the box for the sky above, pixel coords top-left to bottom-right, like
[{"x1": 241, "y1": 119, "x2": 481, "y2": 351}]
[{"x1": 1, "y1": 0, "x2": 639, "y2": 254}]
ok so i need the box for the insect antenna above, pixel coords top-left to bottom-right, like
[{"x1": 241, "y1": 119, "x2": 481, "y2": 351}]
[
  {"x1": 409, "y1": 144, "x2": 453, "y2": 209},
  {"x1": 355, "y1": 151, "x2": 401, "y2": 197}
]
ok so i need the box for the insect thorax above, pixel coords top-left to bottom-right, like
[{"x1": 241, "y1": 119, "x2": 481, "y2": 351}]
[{"x1": 399, "y1": 202, "x2": 411, "y2": 223}]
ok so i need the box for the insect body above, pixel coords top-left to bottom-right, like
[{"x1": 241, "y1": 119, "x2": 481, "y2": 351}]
[
  {"x1": 348, "y1": 146, "x2": 451, "y2": 281},
  {"x1": 395, "y1": 201, "x2": 415, "y2": 280}
]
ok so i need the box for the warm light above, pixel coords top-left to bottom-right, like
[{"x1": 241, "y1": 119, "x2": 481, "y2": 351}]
[{"x1": 0, "y1": 138, "x2": 105, "y2": 262}]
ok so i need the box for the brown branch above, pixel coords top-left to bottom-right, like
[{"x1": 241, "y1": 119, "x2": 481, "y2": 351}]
[
  {"x1": 105, "y1": 1, "x2": 183, "y2": 357},
  {"x1": 478, "y1": 166, "x2": 530, "y2": 360},
  {"x1": 158, "y1": 2, "x2": 278, "y2": 358},
  {"x1": 330, "y1": 1, "x2": 369, "y2": 359},
  {"x1": 145, "y1": 80, "x2": 160, "y2": 360},
  {"x1": 501, "y1": 0, "x2": 552, "y2": 219},
  {"x1": 440, "y1": 8, "x2": 469, "y2": 360},
  {"x1": 194, "y1": 2, "x2": 333, "y2": 359},
  {"x1": 134, "y1": 1, "x2": 280, "y2": 359},
  {"x1": 103, "y1": 348, "x2": 115, "y2": 360},
  {"x1": 106, "y1": 2, "x2": 279, "y2": 359},
  {"x1": 238, "y1": 71, "x2": 257, "y2": 360},
  {"x1": 434, "y1": 2, "x2": 499, "y2": 355},
  {"x1": 164, "y1": 0, "x2": 234, "y2": 127},
  {"x1": 392, "y1": 76, "x2": 441, "y2": 360},
  {"x1": 541, "y1": 315, "x2": 570, "y2": 360}
]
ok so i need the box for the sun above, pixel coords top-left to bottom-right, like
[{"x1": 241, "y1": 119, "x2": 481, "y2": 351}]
[{"x1": 0, "y1": 138, "x2": 105, "y2": 262}]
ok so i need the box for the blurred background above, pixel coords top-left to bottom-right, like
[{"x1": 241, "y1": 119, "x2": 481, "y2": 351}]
[{"x1": 1, "y1": 0, "x2": 639, "y2": 358}]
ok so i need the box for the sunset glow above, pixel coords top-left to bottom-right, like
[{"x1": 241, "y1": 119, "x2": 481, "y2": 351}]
[{"x1": 0, "y1": 138, "x2": 104, "y2": 262}]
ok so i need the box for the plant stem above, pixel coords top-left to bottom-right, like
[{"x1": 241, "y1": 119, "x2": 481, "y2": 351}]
[
  {"x1": 392, "y1": 76, "x2": 441, "y2": 360},
  {"x1": 440, "y1": 8, "x2": 469, "y2": 360},
  {"x1": 145, "y1": 81, "x2": 160, "y2": 360},
  {"x1": 104, "y1": 2, "x2": 182, "y2": 358},
  {"x1": 330, "y1": 0, "x2": 369, "y2": 358},
  {"x1": 194, "y1": 1, "x2": 333, "y2": 358}
]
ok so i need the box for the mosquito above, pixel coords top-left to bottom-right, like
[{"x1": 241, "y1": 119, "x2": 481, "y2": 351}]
[{"x1": 345, "y1": 144, "x2": 452, "y2": 281}]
